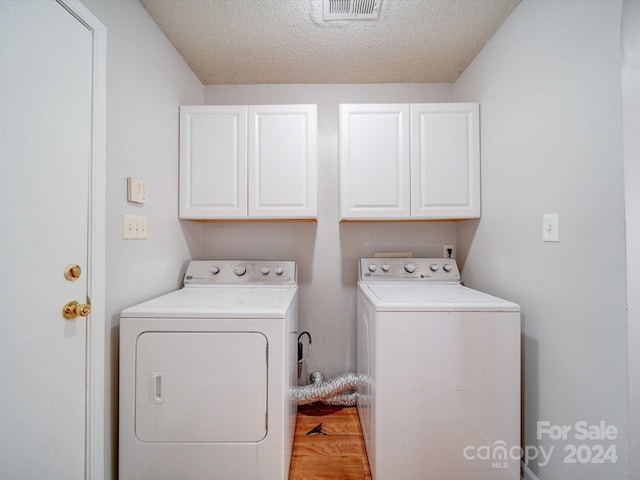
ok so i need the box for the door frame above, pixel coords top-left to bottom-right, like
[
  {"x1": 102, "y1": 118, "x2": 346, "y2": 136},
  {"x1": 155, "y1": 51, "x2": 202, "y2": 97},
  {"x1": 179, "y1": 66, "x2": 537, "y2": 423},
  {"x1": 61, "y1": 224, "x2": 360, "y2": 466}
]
[
  {"x1": 57, "y1": 1, "x2": 106, "y2": 478},
  {"x1": 622, "y1": 1, "x2": 640, "y2": 476}
]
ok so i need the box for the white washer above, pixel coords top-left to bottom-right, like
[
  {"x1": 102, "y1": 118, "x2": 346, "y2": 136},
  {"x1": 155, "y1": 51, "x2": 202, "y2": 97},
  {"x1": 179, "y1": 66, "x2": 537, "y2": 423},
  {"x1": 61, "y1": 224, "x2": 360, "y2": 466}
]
[
  {"x1": 119, "y1": 260, "x2": 298, "y2": 480},
  {"x1": 357, "y1": 258, "x2": 521, "y2": 480}
]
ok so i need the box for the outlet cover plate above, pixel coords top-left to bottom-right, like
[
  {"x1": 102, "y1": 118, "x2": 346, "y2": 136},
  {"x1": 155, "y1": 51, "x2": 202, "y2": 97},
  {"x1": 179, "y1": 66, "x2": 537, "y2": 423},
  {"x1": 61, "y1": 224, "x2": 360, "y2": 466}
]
[
  {"x1": 443, "y1": 244, "x2": 455, "y2": 258},
  {"x1": 543, "y1": 213, "x2": 559, "y2": 242}
]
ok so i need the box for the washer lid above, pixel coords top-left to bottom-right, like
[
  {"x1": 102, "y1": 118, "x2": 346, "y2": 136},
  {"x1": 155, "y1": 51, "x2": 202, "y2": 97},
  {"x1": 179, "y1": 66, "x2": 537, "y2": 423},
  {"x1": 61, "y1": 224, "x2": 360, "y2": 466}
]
[
  {"x1": 359, "y1": 283, "x2": 520, "y2": 312},
  {"x1": 121, "y1": 286, "x2": 297, "y2": 318}
]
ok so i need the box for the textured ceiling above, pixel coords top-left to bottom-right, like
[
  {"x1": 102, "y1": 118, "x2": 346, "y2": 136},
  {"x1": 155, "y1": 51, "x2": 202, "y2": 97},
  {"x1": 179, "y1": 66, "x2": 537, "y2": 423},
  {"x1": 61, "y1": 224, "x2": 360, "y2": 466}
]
[{"x1": 140, "y1": 0, "x2": 519, "y2": 84}]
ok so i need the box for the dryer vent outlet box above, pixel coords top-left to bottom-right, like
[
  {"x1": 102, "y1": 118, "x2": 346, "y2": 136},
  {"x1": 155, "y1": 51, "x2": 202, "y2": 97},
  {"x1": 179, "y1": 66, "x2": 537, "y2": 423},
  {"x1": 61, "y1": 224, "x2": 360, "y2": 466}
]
[{"x1": 323, "y1": 0, "x2": 381, "y2": 20}]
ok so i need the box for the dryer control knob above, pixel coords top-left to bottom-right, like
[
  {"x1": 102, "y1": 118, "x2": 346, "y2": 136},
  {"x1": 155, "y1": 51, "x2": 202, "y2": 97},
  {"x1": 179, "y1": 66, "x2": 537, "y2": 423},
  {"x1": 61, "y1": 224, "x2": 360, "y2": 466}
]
[
  {"x1": 261, "y1": 266, "x2": 270, "y2": 275},
  {"x1": 443, "y1": 263, "x2": 453, "y2": 272},
  {"x1": 274, "y1": 266, "x2": 284, "y2": 275},
  {"x1": 381, "y1": 263, "x2": 390, "y2": 272},
  {"x1": 233, "y1": 265, "x2": 247, "y2": 276},
  {"x1": 368, "y1": 264, "x2": 377, "y2": 272},
  {"x1": 430, "y1": 263, "x2": 440, "y2": 272},
  {"x1": 210, "y1": 266, "x2": 220, "y2": 275},
  {"x1": 404, "y1": 263, "x2": 416, "y2": 274}
]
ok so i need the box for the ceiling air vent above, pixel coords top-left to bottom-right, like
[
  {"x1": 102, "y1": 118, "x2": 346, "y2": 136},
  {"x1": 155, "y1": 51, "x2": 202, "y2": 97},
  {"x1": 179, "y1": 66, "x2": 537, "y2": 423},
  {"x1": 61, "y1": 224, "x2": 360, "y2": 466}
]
[{"x1": 323, "y1": 0, "x2": 382, "y2": 21}]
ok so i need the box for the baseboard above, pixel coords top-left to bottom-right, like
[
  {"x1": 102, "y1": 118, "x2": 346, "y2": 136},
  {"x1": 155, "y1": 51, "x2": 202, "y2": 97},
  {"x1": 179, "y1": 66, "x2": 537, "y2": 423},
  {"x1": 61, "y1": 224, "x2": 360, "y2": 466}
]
[{"x1": 521, "y1": 461, "x2": 541, "y2": 480}]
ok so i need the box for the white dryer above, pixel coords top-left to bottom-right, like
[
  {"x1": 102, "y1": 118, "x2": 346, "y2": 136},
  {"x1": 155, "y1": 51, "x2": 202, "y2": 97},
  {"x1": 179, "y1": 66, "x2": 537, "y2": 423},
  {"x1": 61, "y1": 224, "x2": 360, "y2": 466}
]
[
  {"x1": 357, "y1": 257, "x2": 521, "y2": 480},
  {"x1": 119, "y1": 260, "x2": 298, "y2": 480}
]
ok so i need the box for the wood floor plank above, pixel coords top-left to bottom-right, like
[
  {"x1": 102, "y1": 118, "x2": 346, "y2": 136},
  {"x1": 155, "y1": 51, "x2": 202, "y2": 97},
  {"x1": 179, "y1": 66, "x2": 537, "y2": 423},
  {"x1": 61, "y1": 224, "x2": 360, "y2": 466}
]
[
  {"x1": 289, "y1": 406, "x2": 371, "y2": 480},
  {"x1": 295, "y1": 409, "x2": 362, "y2": 436},
  {"x1": 289, "y1": 456, "x2": 365, "y2": 480},
  {"x1": 292, "y1": 435, "x2": 365, "y2": 457}
]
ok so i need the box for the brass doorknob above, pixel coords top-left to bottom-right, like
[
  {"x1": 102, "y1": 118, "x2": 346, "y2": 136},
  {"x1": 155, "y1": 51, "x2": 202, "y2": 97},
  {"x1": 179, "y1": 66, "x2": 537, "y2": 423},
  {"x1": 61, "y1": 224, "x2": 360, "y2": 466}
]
[{"x1": 62, "y1": 300, "x2": 91, "y2": 320}]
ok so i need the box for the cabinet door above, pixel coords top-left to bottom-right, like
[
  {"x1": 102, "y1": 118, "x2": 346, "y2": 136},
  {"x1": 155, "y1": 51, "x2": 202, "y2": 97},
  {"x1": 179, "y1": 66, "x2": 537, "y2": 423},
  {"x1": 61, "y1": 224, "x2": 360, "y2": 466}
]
[
  {"x1": 179, "y1": 106, "x2": 248, "y2": 218},
  {"x1": 248, "y1": 105, "x2": 317, "y2": 219},
  {"x1": 410, "y1": 103, "x2": 480, "y2": 219},
  {"x1": 339, "y1": 104, "x2": 411, "y2": 220}
]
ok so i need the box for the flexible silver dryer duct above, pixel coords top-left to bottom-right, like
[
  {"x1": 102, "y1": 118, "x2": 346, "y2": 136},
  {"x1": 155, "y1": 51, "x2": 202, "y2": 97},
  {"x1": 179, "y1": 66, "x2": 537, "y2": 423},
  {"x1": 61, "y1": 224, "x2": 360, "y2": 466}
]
[{"x1": 291, "y1": 371, "x2": 360, "y2": 406}]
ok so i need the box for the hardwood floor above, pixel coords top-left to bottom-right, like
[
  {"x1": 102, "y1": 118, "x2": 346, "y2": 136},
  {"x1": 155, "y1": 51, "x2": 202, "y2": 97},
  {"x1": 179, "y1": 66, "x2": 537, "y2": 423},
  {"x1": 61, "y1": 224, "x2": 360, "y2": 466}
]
[{"x1": 289, "y1": 405, "x2": 372, "y2": 480}]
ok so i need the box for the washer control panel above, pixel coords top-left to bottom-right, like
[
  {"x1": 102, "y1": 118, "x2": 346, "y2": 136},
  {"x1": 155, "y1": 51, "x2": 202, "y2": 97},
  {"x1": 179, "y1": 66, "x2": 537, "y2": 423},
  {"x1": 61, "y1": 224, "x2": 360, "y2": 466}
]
[
  {"x1": 359, "y1": 258, "x2": 460, "y2": 283},
  {"x1": 184, "y1": 260, "x2": 296, "y2": 286}
]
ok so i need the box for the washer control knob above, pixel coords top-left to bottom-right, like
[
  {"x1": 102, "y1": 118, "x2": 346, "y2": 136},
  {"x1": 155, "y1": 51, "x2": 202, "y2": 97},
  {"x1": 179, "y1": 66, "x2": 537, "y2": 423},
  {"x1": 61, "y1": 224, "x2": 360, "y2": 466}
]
[
  {"x1": 274, "y1": 266, "x2": 284, "y2": 275},
  {"x1": 404, "y1": 263, "x2": 416, "y2": 274},
  {"x1": 368, "y1": 264, "x2": 377, "y2": 272},
  {"x1": 210, "y1": 266, "x2": 220, "y2": 275},
  {"x1": 430, "y1": 263, "x2": 440, "y2": 272},
  {"x1": 443, "y1": 263, "x2": 453, "y2": 272},
  {"x1": 381, "y1": 263, "x2": 390, "y2": 272},
  {"x1": 260, "y1": 266, "x2": 270, "y2": 275},
  {"x1": 233, "y1": 264, "x2": 247, "y2": 276}
]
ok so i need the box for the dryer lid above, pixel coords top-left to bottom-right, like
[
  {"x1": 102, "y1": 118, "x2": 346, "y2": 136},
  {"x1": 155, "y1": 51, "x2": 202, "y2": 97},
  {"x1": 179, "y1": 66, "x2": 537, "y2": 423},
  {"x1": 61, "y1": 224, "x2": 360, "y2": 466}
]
[{"x1": 121, "y1": 285, "x2": 297, "y2": 318}]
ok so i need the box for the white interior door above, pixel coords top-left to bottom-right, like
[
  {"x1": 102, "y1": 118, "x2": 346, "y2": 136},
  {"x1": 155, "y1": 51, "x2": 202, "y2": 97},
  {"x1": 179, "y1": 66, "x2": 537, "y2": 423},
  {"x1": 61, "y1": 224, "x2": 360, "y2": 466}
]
[{"x1": 0, "y1": 1, "x2": 97, "y2": 477}]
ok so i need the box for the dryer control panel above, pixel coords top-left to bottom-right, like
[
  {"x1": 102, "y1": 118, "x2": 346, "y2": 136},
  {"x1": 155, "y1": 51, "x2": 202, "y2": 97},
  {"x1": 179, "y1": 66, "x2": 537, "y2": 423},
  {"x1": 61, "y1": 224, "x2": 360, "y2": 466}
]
[
  {"x1": 184, "y1": 260, "x2": 296, "y2": 286},
  {"x1": 359, "y1": 258, "x2": 460, "y2": 283}
]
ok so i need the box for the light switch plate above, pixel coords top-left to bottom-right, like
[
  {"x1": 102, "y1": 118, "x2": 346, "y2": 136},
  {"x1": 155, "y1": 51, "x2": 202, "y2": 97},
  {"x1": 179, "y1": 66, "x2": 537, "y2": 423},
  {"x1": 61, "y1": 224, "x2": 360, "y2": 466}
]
[
  {"x1": 123, "y1": 214, "x2": 148, "y2": 240},
  {"x1": 542, "y1": 213, "x2": 559, "y2": 242}
]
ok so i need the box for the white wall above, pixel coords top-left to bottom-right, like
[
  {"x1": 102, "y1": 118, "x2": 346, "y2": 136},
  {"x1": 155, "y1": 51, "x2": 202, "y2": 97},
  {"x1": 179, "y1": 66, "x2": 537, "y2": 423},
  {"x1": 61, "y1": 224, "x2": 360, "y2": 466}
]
[
  {"x1": 453, "y1": 1, "x2": 627, "y2": 478},
  {"x1": 622, "y1": 0, "x2": 640, "y2": 476},
  {"x1": 201, "y1": 84, "x2": 455, "y2": 378},
  {"x1": 77, "y1": 1, "x2": 635, "y2": 478},
  {"x1": 79, "y1": 1, "x2": 203, "y2": 478}
]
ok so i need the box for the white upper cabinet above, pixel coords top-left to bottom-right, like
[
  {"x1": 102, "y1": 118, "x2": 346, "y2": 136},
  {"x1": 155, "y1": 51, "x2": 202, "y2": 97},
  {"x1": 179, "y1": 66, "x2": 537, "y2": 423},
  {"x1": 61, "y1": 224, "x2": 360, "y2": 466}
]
[
  {"x1": 180, "y1": 104, "x2": 317, "y2": 220},
  {"x1": 180, "y1": 106, "x2": 247, "y2": 219},
  {"x1": 339, "y1": 104, "x2": 411, "y2": 219},
  {"x1": 339, "y1": 103, "x2": 480, "y2": 220},
  {"x1": 410, "y1": 103, "x2": 480, "y2": 219},
  {"x1": 248, "y1": 105, "x2": 317, "y2": 219}
]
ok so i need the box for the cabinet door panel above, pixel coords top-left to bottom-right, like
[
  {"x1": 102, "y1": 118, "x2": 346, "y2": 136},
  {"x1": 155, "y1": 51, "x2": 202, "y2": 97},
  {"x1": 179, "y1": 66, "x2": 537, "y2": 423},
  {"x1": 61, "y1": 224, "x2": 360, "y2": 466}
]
[
  {"x1": 248, "y1": 105, "x2": 317, "y2": 218},
  {"x1": 411, "y1": 104, "x2": 480, "y2": 219},
  {"x1": 180, "y1": 106, "x2": 247, "y2": 218},
  {"x1": 340, "y1": 104, "x2": 411, "y2": 219}
]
